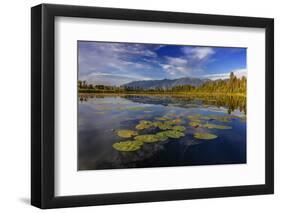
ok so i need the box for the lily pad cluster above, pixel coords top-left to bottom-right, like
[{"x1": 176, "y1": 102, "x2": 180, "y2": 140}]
[
  {"x1": 187, "y1": 114, "x2": 235, "y2": 140},
  {"x1": 112, "y1": 112, "x2": 245, "y2": 151},
  {"x1": 113, "y1": 116, "x2": 187, "y2": 152}
]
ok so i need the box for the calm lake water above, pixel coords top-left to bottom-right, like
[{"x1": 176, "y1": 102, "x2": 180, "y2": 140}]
[{"x1": 78, "y1": 94, "x2": 246, "y2": 170}]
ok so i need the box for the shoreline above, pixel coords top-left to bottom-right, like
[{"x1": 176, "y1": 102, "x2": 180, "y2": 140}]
[{"x1": 78, "y1": 92, "x2": 246, "y2": 98}]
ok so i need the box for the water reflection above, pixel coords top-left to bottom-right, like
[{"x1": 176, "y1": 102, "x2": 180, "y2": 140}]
[
  {"x1": 78, "y1": 94, "x2": 246, "y2": 170},
  {"x1": 79, "y1": 94, "x2": 246, "y2": 115}
]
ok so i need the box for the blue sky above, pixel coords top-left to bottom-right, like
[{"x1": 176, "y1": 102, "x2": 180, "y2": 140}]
[{"x1": 78, "y1": 41, "x2": 246, "y2": 86}]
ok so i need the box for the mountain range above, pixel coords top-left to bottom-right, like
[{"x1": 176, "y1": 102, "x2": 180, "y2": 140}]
[{"x1": 122, "y1": 77, "x2": 210, "y2": 89}]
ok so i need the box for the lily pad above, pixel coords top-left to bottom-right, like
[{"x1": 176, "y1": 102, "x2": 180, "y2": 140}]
[
  {"x1": 134, "y1": 134, "x2": 160, "y2": 143},
  {"x1": 158, "y1": 123, "x2": 174, "y2": 130},
  {"x1": 203, "y1": 123, "x2": 232, "y2": 129},
  {"x1": 189, "y1": 121, "x2": 201, "y2": 128},
  {"x1": 172, "y1": 126, "x2": 186, "y2": 132},
  {"x1": 112, "y1": 140, "x2": 142, "y2": 152},
  {"x1": 155, "y1": 116, "x2": 170, "y2": 121},
  {"x1": 117, "y1": 130, "x2": 138, "y2": 138},
  {"x1": 194, "y1": 132, "x2": 217, "y2": 140},
  {"x1": 209, "y1": 115, "x2": 231, "y2": 122},
  {"x1": 136, "y1": 120, "x2": 153, "y2": 130},
  {"x1": 155, "y1": 132, "x2": 169, "y2": 141},
  {"x1": 160, "y1": 130, "x2": 185, "y2": 139},
  {"x1": 188, "y1": 114, "x2": 201, "y2": 120},
  {"x1": 171, "y1": 118, "x2": 182, "y2": 125}
]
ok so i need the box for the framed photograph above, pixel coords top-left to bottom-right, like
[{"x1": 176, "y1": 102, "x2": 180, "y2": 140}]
[{"x1": 31, "y1": 4, "x2": 274, "y2": 209}]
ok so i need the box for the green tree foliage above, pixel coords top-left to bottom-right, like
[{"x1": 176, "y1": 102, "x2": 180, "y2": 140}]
[{"x1": 78, "y1": 73, "x2": 246, "y2": 95}]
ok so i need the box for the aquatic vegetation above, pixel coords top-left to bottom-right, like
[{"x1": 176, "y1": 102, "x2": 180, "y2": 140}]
[
  {"x1": 135, "y1": 134, "x2": 160, "y2": 143},
  {"x1": 158, "y1": 122, "x2": 174, "y2": 130},
  {"x1": 112, "y1": 140, "x2": 142, "y2": 152},
  {"x1": 194, "y1": 132, "x2": 217, "y2": 140},
  {"x1": 160, "y1": 130, "x2": 185, "y2": 139},
  {"x1": 189, "y1": 121, "x2": 201, "y2": 128},
  {"x1": 200, "y1": 116, "x2": 212, "y2": 120},
  {"x1": 203, "y1": 123, "x2": 232, "y2": 129},
  {"x1": 155, "y1": 132, "x2": 169, "y2": 141},
  {"x1": 188, "y1": 114, "x2": 201, "y2": 120},
  {"x1": 136, "y1": 120, "x2": 153, "y2": 130},
  {"x1": 171, "y1": 118, "x2": 182, "y2": 124},
  {"x1": 152, "y1": 121, "x2": 162, "y2": 127},
  {"x1": 172, "y1": 125, "x2": 186, "y2": 132},
  {"x1": 209, "y1": 115, "x2": 231, "y2": 122},
  {"x1": 155, "y1": 116, "x2": 170, "y2": 121},
  {"x1": 117, "y1": 130, "x2": 138, "y2": 138}
]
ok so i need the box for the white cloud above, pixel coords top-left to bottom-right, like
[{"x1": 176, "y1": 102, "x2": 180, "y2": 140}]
[
  {"x1": 182, "y1": 47, "x2": 215, "y2": 60},
  {"x1": 160, "y1": 57, "x2": 190, "y2": 76},
  {"x1": 78, "y1": 42, "x2": 156, "y2": 83},
  {"x1": 81, "y1": 72, "x2": 152, "y2": 86}
]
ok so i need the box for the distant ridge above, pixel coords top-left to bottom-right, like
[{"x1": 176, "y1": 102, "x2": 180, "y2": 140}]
[{"x1": 122, "y1": 77, "x2": 211, "y2": 89}]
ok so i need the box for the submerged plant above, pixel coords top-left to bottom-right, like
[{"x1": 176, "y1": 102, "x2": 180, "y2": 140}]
[
  {"x1": 135, "y1": 134, "x2": 160, "y2": 143},
  {"x1": 194, "y1": 132, "x2": 217, "y2": 140},
  {"x1": 112, "y1": 140, "x2": 142, "y2": 152},
  {"x1": 117, "y1": 130, "x2": 138, "y2": 138}
]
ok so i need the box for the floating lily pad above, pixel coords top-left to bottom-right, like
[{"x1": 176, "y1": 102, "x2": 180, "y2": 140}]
[
  {"x1": 200, "y1": 116, "x2": 212, "y2": 120},
  {"x1": 135, "y1": 120, "x2": 153, "y2": 130},
  {"x1": 135, "y1": 134, "x2": 160, "y2": 143},
  {"x1": 189, "y1": 121, "x2": 201, "y2": 128},
  {"x1": 117, "y1": 130, "x2": 138, "y2": 138},
  {"x1": 171, "y1": 118, "x2": 182, "y2": 124},
  {"x1": 158, "y1": 123, "x2": 173, "y2": 130},
  {"x1": 155, "y1": 132, "x2": 169, "y2": 141},
  {"x1": 155, "y1": 116, "x2": 170, "y2": 121},
  {"x1": 203, "y1": 123, "x2": 232, "y2": 129},
  {"x1": 209, "y1": 115, "x2": 231, "y2": 122},
  {"x1": 172, "y1": 125, "x2": 186, "y2": 132},
  {"x1": 194, "y1": 132, "x2": 217, "y2": 140},
  {"x1": 160, "y1": 130, "x2": 185, "y2": 139},
  {"x1": 188, "y1": 114, "x2": 201, "y2": 120},
  {"x1": 152, "y1": 121, "x2": 162, "y2": 127},
  {"x1": 112, "y1": 140, "x2": 142, "y2": 152}
]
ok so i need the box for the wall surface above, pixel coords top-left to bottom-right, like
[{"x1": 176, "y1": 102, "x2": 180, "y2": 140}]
[{"x1": 0, "y1": 0, "x2": 279, "y2": 212}]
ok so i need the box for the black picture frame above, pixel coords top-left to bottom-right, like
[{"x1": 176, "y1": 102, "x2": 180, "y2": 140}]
[{"x1": 31, "y1": 3, "x2": 274, "y2": 209}]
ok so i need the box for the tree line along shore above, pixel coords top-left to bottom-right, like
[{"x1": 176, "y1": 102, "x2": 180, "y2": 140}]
[{"x1": 78, "y1": 72, "x2": 246, "y2": 97}]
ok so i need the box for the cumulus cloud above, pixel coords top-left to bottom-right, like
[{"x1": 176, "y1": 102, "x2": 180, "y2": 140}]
[
  {"x1": 78, "y1": 42, "x2": 159, "y2": 85},
  {"x1": 160, "y1": 57, "x2": 190, "y2": 76},
  {"x1": 182, "y1": 47, "x2": 215, "y2": 60},
  {"x1": 79, "y1": 41, "x2": 246, "y2": 85}
]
